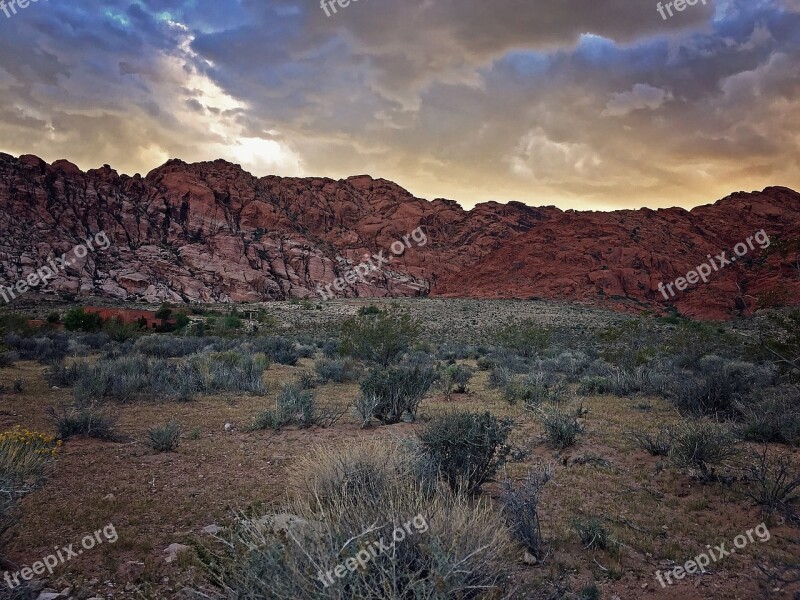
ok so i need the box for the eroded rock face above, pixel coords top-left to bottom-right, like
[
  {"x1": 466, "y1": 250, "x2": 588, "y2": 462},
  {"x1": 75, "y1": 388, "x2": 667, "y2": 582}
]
[{"x1": 0, "y1": 153, "x2": 798, "y2": 319}]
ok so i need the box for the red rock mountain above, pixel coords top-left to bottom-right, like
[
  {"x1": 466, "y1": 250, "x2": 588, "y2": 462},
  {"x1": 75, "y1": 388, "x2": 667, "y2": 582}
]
[{"x1": 1, "y1": 153, "x2": 799, "y2": 319}]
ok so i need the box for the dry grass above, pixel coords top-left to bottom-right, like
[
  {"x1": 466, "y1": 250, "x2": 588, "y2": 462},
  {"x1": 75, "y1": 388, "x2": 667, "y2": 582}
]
[{"x1": 0, "y1": 302, "x2": 798, "y2": 599}]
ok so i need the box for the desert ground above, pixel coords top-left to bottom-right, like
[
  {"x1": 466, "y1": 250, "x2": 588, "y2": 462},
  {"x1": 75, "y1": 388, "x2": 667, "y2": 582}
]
[{"x1": 0, "y1": 299, "x2": 798, "y2": 600}]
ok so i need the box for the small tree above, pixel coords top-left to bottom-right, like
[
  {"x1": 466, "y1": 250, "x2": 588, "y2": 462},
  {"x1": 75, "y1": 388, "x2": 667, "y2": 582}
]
[
  {"x1": 63, "y1": 308, "x2": 103, "y2": 332},
  {"x1": 155, "y1": 303, "x2": 173, "y2": 321},
  {"x1": 340, "y1": 309, "x2": 418, "y2": 366},
  {"x1": 419, "y1": 411, "x2": 512, "y2": 494}
]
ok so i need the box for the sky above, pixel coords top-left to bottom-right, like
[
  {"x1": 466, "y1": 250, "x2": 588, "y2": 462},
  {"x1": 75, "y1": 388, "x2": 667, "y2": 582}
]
[{"x1": 0, "y1": 0, "x2": 798, "y2": 211}]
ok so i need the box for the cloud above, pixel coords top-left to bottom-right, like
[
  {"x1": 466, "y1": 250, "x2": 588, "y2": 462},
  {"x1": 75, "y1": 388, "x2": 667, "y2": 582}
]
[
  {"x1": 0, "y1": 0, "x2": 797, "y2": 211},
  {"x1": 604, "y1": 84, "x2": 673, "y2": 117}
]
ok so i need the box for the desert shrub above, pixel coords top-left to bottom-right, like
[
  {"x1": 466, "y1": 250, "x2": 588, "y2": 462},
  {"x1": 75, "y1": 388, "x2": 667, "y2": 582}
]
[
  {"x1": 736, "y1": 386, "x2": 800, "y2": 446},
  {"x1": 340, "y1": 309, "x2": 418, "y2": 366},
  {"x1": 538, "y1": 351, "x2": 591, "y2": 381},
  {"x1": 438, "y1": 363, "x2": 474, "y2": 400},
  {"x1": 296, "y1": 371, "x2": 316, "y2": 390},
  {"x1": 149, "y1": 359, "x2": 204, "y2": 401},
  {"x1": 250, "y1": 337, "x2": 299, "y2": 365},
  {"x1": 753, "y1": 309, "x2": 800, "y2": 380},
  {"x1": 0, "y1": 351, "x2": 17, "y2": 368},
  {"x1": 155, "y1": 304, "x2": 173, "y2": 320},
  {"x1": 63, "y1": 308, "x2": 104, "y2": 332},
  {"x1": 80, "y1": 332, "x2": 112, "y2": 350},
  {"x1": 46, "y1": 311, "x2": 61, "y2": 324},
  {"x1": 296, "y1": 344, "x2": 316, "y2": 359},
  {"x1": 535, "y1": 405, "x2": 584, "y2": 449},
  {"x1": 577, "y1": 376, "x2": 613, "y2": 396},
  {"x1": 504, "y1": 369, "x2": 567, "y2": 406},
  {"x1": 50, "y1": 404, "x2": 117, "y2": 441},
  {"x1": 200, "y1": 440, "x2": 515, "y2": 600},
  {"x1": 489, "y1": 366, "x2": 515, "y2": 390},
  {"x1": 0, "y1": 313, "x2": 31, "y2": 336},
  {"x1": 738, "y1": 447, "x2": 799, "y2": 521},
  {"x1": 357, "y1": 365, "x2": 436, "y2": 425},
  {"x1": 669, "y1": 420, "x2": 739, "y2": 481},
  {"x1": 45, "y1": 360, "x2": 88, "y2": 387},
  {"x1": 5, "y1": 333, "x2": 70, "y2": 363},
  {"x1": 494, "y1": 319, "x2": 551, "y2": 358},
  {"x1": 193, "y1": 351, "x2": 270, "y2": 395},
  {"x1": 418, "y1": 411, "x2": 512, "y2": 494},
  {"x1": 147, "y1": 421, "x2": 181, "y2": 452},
  {"x1": 251, "y1": 384, "x2": 341, "y2": 431},
  {"x1": 500, "y1": 464, "x2": 553, "y2": 558},
  {"x1": 222, "y1": 314, "x2": 242, "y2": 330},
  {"x1": 436, "y1": 343, "x2": 480, "y2": 361},
  {"x1": 631, "y1": 427, "x2": 674, "y2": 457},
  {"x1": 314, "y1": 358, "x2": 361, "y2": 383},
  {"x1": 669, "y1": 356, "x2": 770, "y2": 416},
  {"x1": 571, "y1": 517, "x2": 610, "y2": 550},
  {"x1": 73, "y1": 351, "x2": 268, "y2": 403},
  {"x1": 102, "y1": 317, "x2": 140, "y2": 341},
  {"x1": 288, "y1": 438, "x2": 421, "y2": 509},
  {"x1": 320, "y1": 339, "x2": 339, "y2": 358},
  {"x1": 73, "y1": 355, "x2": 151, "y2": 403},
  {"x1": 0, "y1": 427, "x2": 60, "y2": 542},
  {"x1": 476, "y1": 355, "x2": 495, "y2": 370},
  {"x1": 133, "y1": 335, "x2": 216, "y2": 358},
  {"x1": 357, "y1": 305, "x2": 382, "y2": 316}
]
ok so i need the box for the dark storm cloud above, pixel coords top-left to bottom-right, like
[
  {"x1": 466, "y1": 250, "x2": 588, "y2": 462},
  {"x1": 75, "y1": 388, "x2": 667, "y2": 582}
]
[{"x1": 0, "y1": 0, "x2": 797, "y2": 209}]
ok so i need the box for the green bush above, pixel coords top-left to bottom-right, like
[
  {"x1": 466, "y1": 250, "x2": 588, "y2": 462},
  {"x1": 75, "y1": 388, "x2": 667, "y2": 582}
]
[
  {"x1": 669, "y1": 356, "x2": 769, "y2": 416},
  {"x1": 50, "y1": 404, "x2": 117, "y2": 440},
  {"x1": 223, "y1": 314, "x2": 243, "y2": 330},
  {"x1": 438, "y1": 363, "x2": 474, "y2": 400},
  {"x1": 63, "y1": 308, "x2": 104, "y2": 332},
  {"x1": 736, "y1": 386, "x2": 800, "y2": 446},
  {"x1": 46, "y1": 360, "x2": 88, "y2": 387},
  {"x1": 535, "y1": 405, "x2": 584, "y2": 449},
  {"x1": 418, "y1": 411, "x2": 512, "y2": 494},
  {"x1": 250, "y1": 337, "x2": 299, "y2": 365},
  {"x1": 314, "y1": 358, "x2": 361, "y2": 383},
  {"x1": 102, "y1": 316, "x2": 140, "y2": 341},
  {"x1": 577, "y1": 376, "x2": 613, "y2": 396},
  {"x1": 250, "y1": 384, "x2": 341, "y2": 431},
  {"x1": 340, "y1": 309, "x2": 418, "y2": 366},
  {"x1": 356, "y1": 365, "x2": 436, "y2": 425},
  {"x1": 155, "y1": 304, "x2": 173, "y2": 320},
  {"x1": 669, "y1": 420, "x2": 739, "y2": 481},
  {"x1": 147, "y1": 421, "x2": 181, "y2": 452},
  {"x1": 503, "y1": 370, "x2": 567, "y2": 406},
  {"x1": 357, "y1": 305, "x2": 382, "y2": 316}
]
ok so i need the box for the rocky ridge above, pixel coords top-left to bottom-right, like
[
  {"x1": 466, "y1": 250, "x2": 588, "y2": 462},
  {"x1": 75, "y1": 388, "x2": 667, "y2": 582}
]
[{"x1": 1, "y1": 153, "x2": 798, "y2": 319}]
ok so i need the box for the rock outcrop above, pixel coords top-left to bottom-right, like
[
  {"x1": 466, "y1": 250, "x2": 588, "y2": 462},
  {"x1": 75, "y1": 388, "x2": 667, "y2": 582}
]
[{"x1": 1, "y1": 153, "x2": 798, "y2": 319}]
